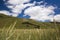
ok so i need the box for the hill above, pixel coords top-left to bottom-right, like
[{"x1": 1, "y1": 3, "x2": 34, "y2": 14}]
[{"x1": 0, "y1": 13, "x2": 60, "y2": 29}]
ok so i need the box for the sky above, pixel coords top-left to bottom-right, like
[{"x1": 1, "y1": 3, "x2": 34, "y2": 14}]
[{"x1": 0, "y1": 0, "x2": 60, "y2": 22}]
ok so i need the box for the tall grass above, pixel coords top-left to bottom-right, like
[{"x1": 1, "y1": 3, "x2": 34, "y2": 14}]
[{"x1": 0, "y1": 21, "x2": 60, "y2": 40}]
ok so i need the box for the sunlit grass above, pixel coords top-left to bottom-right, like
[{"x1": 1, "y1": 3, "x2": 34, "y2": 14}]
[{"x1": 0, "y1": 21, "x2": 60, "y2": 40}]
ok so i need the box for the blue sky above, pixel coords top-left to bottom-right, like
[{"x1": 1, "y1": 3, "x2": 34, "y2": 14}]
[{"x1": 0, "y1": 0, "x2": 60, "y2": 22}]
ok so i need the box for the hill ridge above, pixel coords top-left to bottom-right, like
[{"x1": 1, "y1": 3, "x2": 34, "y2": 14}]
[{"x1": 0, "y1": 14, "x2": 60, "y2": 29}]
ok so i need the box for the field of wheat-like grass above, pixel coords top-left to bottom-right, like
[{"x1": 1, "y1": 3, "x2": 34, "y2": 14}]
[
  {"x1": 0, "y1": 29, "x2": 60, "y2": 40},
  {"x1": 0, "y1": 21, "x2": 60, "y2": 40}
]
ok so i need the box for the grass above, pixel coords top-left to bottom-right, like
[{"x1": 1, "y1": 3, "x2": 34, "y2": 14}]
[
  {"x1": 0, "y1": 21, "x2": 60, "y2": 40},
  {"x1": 0, "y1": 29, "x2": 60, "y2": 40}
]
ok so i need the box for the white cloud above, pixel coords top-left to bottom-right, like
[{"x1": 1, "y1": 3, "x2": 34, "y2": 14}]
[
  {"x1": 11, "y1": 13, "x2": 19, "y2": 17},
  {"x1": 10, "y1": 3, "x2": 34, "y2": 13},
  {"x1": 0, "y1": 10, "x2": 19, "y2": 17},
  {"x1": 37, "y1": 1, "x2": 44, "y2": 5},
  {"x1": 5, "y1": 0, "x2": 35, "y2": 17},
  {"x1": 6, "y1": 0, "x2": 48, "y2": 17},
  {"x1": 24, "y1": 5, "x2": 55, "y2": 22},
  {"x1": 0, "y1": 11, "x2": 11, "y2": 15},
  {"x1": 54, "y1": 14, "x2": 60, "y2": 22},
  {"x1": 7, "y1": 0, "x2": 30, "y2": 5},
  {"x1": 32, "y1": 1, "x2": 44, "y2": 5}
]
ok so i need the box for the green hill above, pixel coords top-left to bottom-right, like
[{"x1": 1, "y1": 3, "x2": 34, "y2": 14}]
[{"x1": 0, "y1": 14, "x2": 60, "y2": 29}]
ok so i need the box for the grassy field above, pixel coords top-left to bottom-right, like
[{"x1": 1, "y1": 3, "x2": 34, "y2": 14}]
[
  {"x1": 0, "y1": 21, "x2": 60, "y2": 40},
  {"x1": 0, "y1": 29, "x2": 60, "y2": 40},
  {"x1": 0, "y1": 28, "x2": 60, "y2": 40}
]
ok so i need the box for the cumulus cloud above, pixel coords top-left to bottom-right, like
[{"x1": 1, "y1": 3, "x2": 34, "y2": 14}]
[
  {"x1": 6, "y1": 0, "x2": 30, "y2": 5},
  {"x1": 8, "y1": 3, "x2": 34, "y2": 14},
  {"x1": 32, "y1": 1, "x2": 44, "y2": 5},
  {"x1": 54, "y1": 14, "x2": 60, "y2": 22},
  {"x1": 5, "y1": 0, "x2": 35, "y2": 17},
  {"x1": 24, "y1": 5, "x2": 55, "y2": 22},
  {"x1": 0, "y1": 10, "x2": 11, "y2": 15}
]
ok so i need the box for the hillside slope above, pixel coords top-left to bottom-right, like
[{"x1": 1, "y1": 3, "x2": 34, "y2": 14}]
[{"x1": 0, "y1": 14, "x2": 60, "y2": 29}]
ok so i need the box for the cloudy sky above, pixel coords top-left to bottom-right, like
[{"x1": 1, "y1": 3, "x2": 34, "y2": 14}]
[{"x1": 0, "y1": 0, "x2": 60, "y2": 22}]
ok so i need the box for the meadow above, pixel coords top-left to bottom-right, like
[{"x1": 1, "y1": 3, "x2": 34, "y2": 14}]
[{"x1": 0, "y1": 21, "x2": 60, "y2": 40}]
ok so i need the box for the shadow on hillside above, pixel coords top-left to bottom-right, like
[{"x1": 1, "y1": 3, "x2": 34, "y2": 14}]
[{"x1": 22, "y1": 22, "x2": 40, "y2": 29}]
